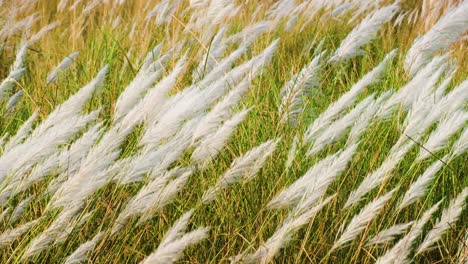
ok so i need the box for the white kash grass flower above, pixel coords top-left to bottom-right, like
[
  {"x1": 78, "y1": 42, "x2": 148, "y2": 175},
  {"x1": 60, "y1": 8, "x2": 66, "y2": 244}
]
[
  {"x1": 267, "y1": 0, "x2": 297, "y2": 21},
  {"x1": 347, "y1": 90, "x2": 393, "y2": 144},
  {"x1": 31, "y1": 65, "x2": 108, "y2": 138},
  {"x1": 202, "y1": 139, "x2": 278, "y2": 203},
  {"x1": 398, "y1": 157, "x2": 446, "y2": 211},
  {"x1": 6, "y1": 90, "x2": 23, "y2": 111},
  {"x1": 329, "y1": 4, "x2": 399, "y2": 62},
  {"x1": 375, "y1": 200, "x2": 442, "y2": 264},
  {"x1": 12, "y1": 43, "x2": 28, "y2": 73},
  {"x1": 54, "y1": 210, "x2": 95, "y2": 244},
  {"x1": 215, "y1": 39, "x2": 278, "y2": 90},
  {"x1": 192, "y1": 27, "x2": 227, "y2": 80},
  {"x1": 331, "y1": 3, "x2": 356, "y2": 18},
  {"x1": 111, "y1": 168, "x2": 192, "y2": 234},
  {"x1": 196, "y1": 46, "x2": 248, "y2": 89},
  {"x1": 64, "y1": 231, "x2": 104, "y2": 264},
  {"x1": 46, "y1": 51, "x2": 79, "y2": 84},
  {"x1": 114, "y1": 69, "x2": 164, "y2": 121},
  {"x1": 448, "y1": 128, "x2": 468, "y2": 161},
  {"x1": 331, "y1": 188, "x2": 397, "y2": 251},
  {"x1": 122, "y1": 54, "x2": 187, "y2": 126},
  {"x1": 268, "y1": 143, "x2": 357, "y2": 209},
  {"x1": 0, "y1": 219, "x2": 40, "y2": 248},
  {"x1": 398, "y1": 79, "x2": 468, "y2": 147},
  {"x1": 117, "y1": 117, "x2": 197, "y2": 184},
  {"x1": 382, "y1": 53, "x2": 450, "y2": 115},
  {"x1": 113, "y1": 47, "x2": 172, "y2": 121},
  {"x1": 0, "y1": 208, "x2": 11, "y2": 221},
  {"x1": 348, "y1": 0, "x2": 384, "y2": 23},
  {"x1": 417, "y1": 187, "x2": 468, "y2": 254},
  {"x1": 367, "y1": 222, "x2": 413, "y2": 246},
  {"x1": 345, "y1": 141, "x2": 413, "y2": 208},
  {"x1": 225, "y1": 20, "x2": 275, "y2": 46},
  {"x1": 141, "y1": 56, "x2": 262, "y2": 148},
  {"x1": 235, "y1": 195, "x2": 335, "y2": 264},
  {"x1": 0, "y1": 110, "x2": 99, "y2": 187},
  {"x1": 0, "y1": 68, "x2": 26, "y2": 101},
  {"x1": 305, "y1": 49, "x2": 396, "y2": 142},
  {"x1": 404, "y1": 1, "x2": 468, "y2": 76},
  {"x1": 4, "y1": 111, "x2": 38, "y2": 151},
  {"x1": 285, "y1": 136, "x2": 299, "y2": 170},
  {"x1": 192, "y1": 108, "x2": 250, "y2": 164},
  {"x1": 140, "y1": 43, "x2": 163, "y2": 71},
  {"x1": 308, "y1": 94, "x2": 374, "y2": 155},
  {"x1": 16, "y1": 123, "x2": 103, "y2": 197},
  {"x1": 285, "y1": 14, "x2": 298, "y2": 32},
  {"x1": 22, "y1": 209, "x2": 76, "y2": 259},
  {"x1": 8, "y1": 194, "x2": 34, "y2": 224},
  {"x1": 139, "y1": 210, "x2": 210, "y2": 264},
  {"x1": 417, "y1": 111, "x2": 468, "y2": 161},
  {"x1": 142, "y1": 50, "x2": 173, "y2": 75},
  {"x1": 279, "y1": 51, "x2": 325, "y2": 125},
  {"x1": 192, "y1": 78, "x2": 250, "y2": 143},
  {"x1": 50, "y1": 125, "x2": 132, "y2": 210},
  {"x1": 28, "y1": 21, "x2": 60, "y2": 44}
]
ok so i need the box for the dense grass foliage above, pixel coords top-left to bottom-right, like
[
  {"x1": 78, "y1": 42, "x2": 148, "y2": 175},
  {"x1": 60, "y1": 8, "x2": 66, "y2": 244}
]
[{"x1": 0, "y1": 0, "x2": 467, "y2": 263}]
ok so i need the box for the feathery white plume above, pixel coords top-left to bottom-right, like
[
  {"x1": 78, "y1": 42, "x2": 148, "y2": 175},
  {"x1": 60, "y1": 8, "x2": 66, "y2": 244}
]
[
  {"x1": 29, "y1": 21, "x2": 60, "y2": 44},
  {"x1": 0, "y1": 219, "x2": 39, "y2": 247},
  {"x1": 418, "y1": 111, "x2": 468, "y2": 161},
  {"x1": 225, "y1": 20, "x2": 274, "y2": 46},
  {"x1": 31, "y1": 65, "x2": 108, "y2": 138},
  {"x1": 111, "y1": 169, "x2": 192, "y2": 234},
  {"x1": 279, "y1": 51, "x2": 325, "y2": 125},
  {"x1": 347, "y1": 90, "x2": 393, "y2": 144},
  {"x1": 192, "y1": 78, "x2": 250, "y2": 142},
  {"x1": 305, "y1": 49, "x2": 396, "y2": 143},
  {"x1": 6, "y1": 90, "x2": 23, "y2": 111},
  {"x1": 0, "y1": 110, "x2": 99, "y2": 187},
  {"x1": 449, "y1": 128, "x2": 468, "y2": 161},
  {"x1": 345, "y1": 141, "x2": 413, "y2": 208},
  {"x1": 367, "y1": 222, "x2": 413, "y2": 246},
  {"x1": 236, "y1": 195, "x2": 335, "y2": 264},
  {"x1": 375, "y1": 200, "x2": 442, "y2": 264},
  {"x1": 417, "y1": 187, "x2": 468, "y2": 254},
  {"x1": 269, "y1": 143, "x2": 357, "y2": 209},
  {"x1": 192, "y1": 27, "x2": 227, "y2": 80},
  {"x1": 329, "y1": 4, "x2": 399, "y2": 62},
  {"x1": 285, "y1": 136, "x2": 299, "y2": 170},
  {"x1": 308, "y1": 94, "x2": 374, "y2": 155},
  {"x1": 398, "y1": 158, "x2": 445, "y2": 211},
  {"x1": 202, "y1": 139, "x2": 278, "y2": 203},
  {"x1": 331, "y1": 188, "x2": 397, "y2": 251},
  {"x1": 64, "y1": 231, "x2": 104, "y2": 264},
  {"x1": 8, "y1": 194, "x2": 34, "y2": 224},
  {"x1": 139, "y1": 210, "x2": 210, "y2": 264},
  {"x1": 192, "y1": 108, "x2": 249, "y2": 164},
  {"x1": 113, "y1": 47, "x2": 172, "y2": 121},
  {"x1": 404, "y1": 1, "x2": 468, "y2": 76},
  {"x1": 46, "y1": 51, "x2": 79, "y2": 84},
  {"x1": 20, "y1": 123, "x2": 103, "y2": 196},
  {"x1": 4, "y1": 111, "x2": 38, "y2": 151},
  {"x1": 22, "y1": 209, "x2": 76, "y2": 259}
]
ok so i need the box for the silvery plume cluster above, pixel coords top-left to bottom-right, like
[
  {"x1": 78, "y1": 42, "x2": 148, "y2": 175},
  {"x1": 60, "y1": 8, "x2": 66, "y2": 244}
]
[{"x1": 0, "y1": 0, "x2": 467, "y2": 263}]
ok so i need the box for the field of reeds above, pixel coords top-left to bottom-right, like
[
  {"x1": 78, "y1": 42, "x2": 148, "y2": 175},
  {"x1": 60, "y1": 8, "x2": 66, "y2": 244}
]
[{"x1": 0, "y1": 0, "x2": 467, "y2": 263}]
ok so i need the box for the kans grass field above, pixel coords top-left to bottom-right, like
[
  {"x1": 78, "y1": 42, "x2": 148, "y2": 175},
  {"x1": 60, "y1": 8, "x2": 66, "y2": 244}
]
[{"x1": 0, "y1": 0, "x2": 467, "y2": 263}]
